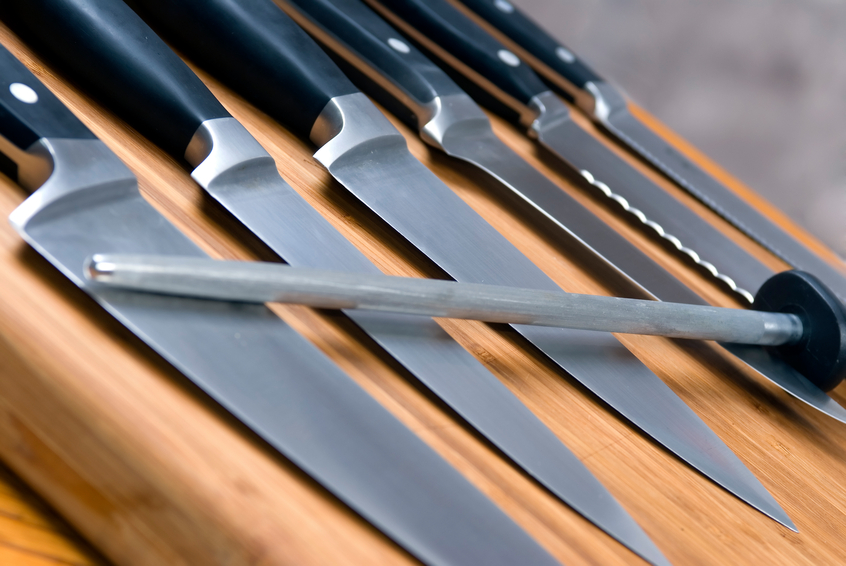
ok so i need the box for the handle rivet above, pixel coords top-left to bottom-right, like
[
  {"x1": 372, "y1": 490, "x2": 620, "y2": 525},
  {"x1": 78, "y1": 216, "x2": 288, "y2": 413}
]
[
  {"x1": 387, "y1": 38, "x2": 410, "y2": 54},
  {"x1": 9, "y1": 83, "x2": 38, "y2": 104},
  {"x1": 555, "y1": 46, "x2": 575, "y2": 63},
  {"x1": 494, "y1": 0, "x2": 514, "y2": 13},
  {"x1": 497, "y1": 49, "x2": 520, "y2": 67}
]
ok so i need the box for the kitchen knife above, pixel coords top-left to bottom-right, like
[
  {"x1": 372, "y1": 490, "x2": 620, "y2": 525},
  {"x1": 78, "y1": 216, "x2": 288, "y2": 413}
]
[
  {"x1": 124, "y1": 0, "x2": 793, "y2": 532},
  {"x1": 0, "y1": 4, "x2": 673, "y2": 565},
  {"x1": 0, "y1": 18, "x2": 561, "y2": 566},
  {"x1": 350, "y1": 0, "x2": 846, "y2": 414},
  {"x1": 455, "y1": 0, "x2": 846, "y2": 304},
  {"x1": 361, "y1": 0, "x2": 783, "y2": 305}
]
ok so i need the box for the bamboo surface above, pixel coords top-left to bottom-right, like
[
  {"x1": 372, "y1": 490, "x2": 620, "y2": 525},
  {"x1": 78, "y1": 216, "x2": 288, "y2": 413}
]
[{"x1": 2, "y1": 17, "x2": 846, "y2": 566}]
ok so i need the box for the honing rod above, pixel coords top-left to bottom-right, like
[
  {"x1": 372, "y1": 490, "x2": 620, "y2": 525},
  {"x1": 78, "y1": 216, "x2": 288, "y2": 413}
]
[{"x1": 86, "y1": 254, "x2": 846, "y2": 391}]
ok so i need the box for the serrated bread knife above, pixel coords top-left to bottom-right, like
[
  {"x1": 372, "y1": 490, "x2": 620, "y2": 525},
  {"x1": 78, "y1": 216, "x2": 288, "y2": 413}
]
[
  {"x1": 0, "y1": 3, "x2": 675, "y2": 564},
  {"x1": 361, "y1": 0, "x2": 777, "y2": 307},
  {"x1": 0, "y1": 14, "x2": 563, "y2": 566},
  {"x1": 121, "y1": 0, "x2": 794, "y2": 533},
  {"x1": 455, "y1": 0, "x2": 846, "y2": 304},
  {"x1": 348, "y1": 0, "x2": 846, "y2": 418}
]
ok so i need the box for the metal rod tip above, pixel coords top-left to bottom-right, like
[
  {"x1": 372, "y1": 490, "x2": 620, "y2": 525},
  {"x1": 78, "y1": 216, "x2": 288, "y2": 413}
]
[{"x1": 85, "y1": 255, "x2": 116, "y2": 281}]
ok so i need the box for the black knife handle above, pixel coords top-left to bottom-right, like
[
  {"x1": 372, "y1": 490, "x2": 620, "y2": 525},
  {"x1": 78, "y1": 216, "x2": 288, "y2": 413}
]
[
  {"x1": 0, "y1": 44, "x2": 96, "y2": 183},
  {"x1": 0, "y1": 0, "x2": 230, "y2": 160},
  {"x1": 457, "y1": 0, "x2": 601, "y2": 91},
  {"x1": 369, "y1": 0, "x2": 548, "y2": 108},
  {"x1": 0, "y1": 46, "x2": 95, "y2": 152},
  {"x1": 284, "y1": 0, "x2": 464, "y2": 119},
  {"x1": 127, "y1": 0, "x2": 359, "y2": 141}
]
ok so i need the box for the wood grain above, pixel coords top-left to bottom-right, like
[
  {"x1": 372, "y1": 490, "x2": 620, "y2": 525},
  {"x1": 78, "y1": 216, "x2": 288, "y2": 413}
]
[
  {"x1": 0, "y1": 464, "x2": 104, "y2": 566},
  {"x1": 1, "y1": 17, "x2": 846, "y2": 566}
]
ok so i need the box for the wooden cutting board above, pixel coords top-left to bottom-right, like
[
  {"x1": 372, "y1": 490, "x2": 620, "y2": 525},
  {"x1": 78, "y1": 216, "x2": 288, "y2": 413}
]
[{"x1": 2, "y1": 18, "x2": 846, "y2": 566}]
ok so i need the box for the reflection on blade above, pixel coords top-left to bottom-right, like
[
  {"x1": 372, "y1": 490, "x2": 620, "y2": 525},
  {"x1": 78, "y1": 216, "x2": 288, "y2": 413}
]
[
  {"x1": 12, "y1": 140, "x2": 558, "y2": 566},
  {"x1": 724, "y1": 344, "x2": 846, "y2": 425},
  {"x1": 438, "y1": 106, "x2": 846, "y2": 426},
  {"x1": 313, "y1": 94, "x2": 795, "y2": 531},
  {"x1": 192, "y1": 119, "x2": 669, "y2": 566}
]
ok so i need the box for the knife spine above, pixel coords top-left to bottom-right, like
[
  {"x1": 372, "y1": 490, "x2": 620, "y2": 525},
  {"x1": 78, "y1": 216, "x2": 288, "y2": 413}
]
[{"x1": 578, "y1": 168, "x2": 755, "y2": 304}]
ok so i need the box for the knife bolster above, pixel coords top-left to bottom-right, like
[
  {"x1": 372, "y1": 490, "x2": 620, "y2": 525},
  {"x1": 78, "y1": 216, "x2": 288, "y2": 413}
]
[
  {"x1": 185, "y1": 118, "x2": 278, "y2": 193},
  {"x1": 8, "y1": 138, "x2": 137, "y2": 233},
  {"x1": 311, "y1": 93, "x2": 405, "y2": 167},
  {"x1": 527, "y1": 91, "x2": 571, "y2": 138},
  {"x1": 419, "y1": 93, "x2": 488, "y2": 150},
  {"x1": 581, "y1": 81, "x2": 628, "y2": 123}
]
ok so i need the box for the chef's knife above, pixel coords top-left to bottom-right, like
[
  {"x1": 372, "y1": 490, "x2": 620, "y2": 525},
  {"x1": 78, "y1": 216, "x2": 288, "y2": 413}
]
[
  {"x1": 0, "y1": 41, "x2": 559, "y2": 565},
  {"x1": 455, "y1": 0, "x2": 846, "y2": 304},
  {"x1": 0, "y1": 4, "x2": 673, "y2": 565},
  {"x1": 352, "y1": 0, "x2": 846, "y2": 411},
  {"x1": 125, "y1": 0, "x2": 793, "y2": 532}
]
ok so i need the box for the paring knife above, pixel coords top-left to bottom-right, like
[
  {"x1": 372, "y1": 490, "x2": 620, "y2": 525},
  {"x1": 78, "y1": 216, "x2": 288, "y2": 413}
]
[
  {"x1": 0, "y1": 41, "x2": 558, "y2": 566},
  {"x1": 354, "y1": 0, "x2": 846, "y2": 413},
  {"x1": 271, "y1": 0, "x2": 846, "y2": 420},
  {"x1": 126, "y1": 0, "x2": 794, "y2": 534},
  {"x1": 455, "y1": 0, "x2": 846, "y2": 304},
  {"x1": 0, "y1": 4, "x2": 663, "y2": 565}
]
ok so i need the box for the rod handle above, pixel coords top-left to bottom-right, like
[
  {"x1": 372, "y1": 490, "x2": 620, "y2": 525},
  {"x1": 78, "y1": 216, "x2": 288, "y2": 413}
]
[{"x1": 755, "y1": 270, "x2": 846, "y2": 391}]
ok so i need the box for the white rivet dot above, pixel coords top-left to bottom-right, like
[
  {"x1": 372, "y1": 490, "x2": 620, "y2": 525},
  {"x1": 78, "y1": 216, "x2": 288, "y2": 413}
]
[
  {"x1": 497, "y1": 49, "x2": 520, "y2": 67},
  {"x1": 387, "y1": 38, "x2": 410, "y2": 54},
  {"x1": 555, "y1": 46, "x2": 575, "y2": 63},
  {"x1": 494, "y1": 0, "x2": 514, "y2": 13},
  {"x1": 10, "y1": 83, "x2": 38, "y2": 104}
]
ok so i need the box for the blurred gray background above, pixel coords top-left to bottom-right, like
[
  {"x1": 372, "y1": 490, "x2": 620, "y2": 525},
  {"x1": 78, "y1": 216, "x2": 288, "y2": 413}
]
[{"x1": 516, "y1": 0, "x2": 846, "y2": 258}]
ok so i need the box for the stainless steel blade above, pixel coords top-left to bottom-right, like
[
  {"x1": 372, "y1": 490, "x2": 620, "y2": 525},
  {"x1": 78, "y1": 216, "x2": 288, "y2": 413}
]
[
  {"x1": 531, "y1": 96, "x2": 775, "y2": 304},
  {"x1": 10, "y1": 137, "x2": 558, "y2": 565},
  {"x1": 436, "y1": 110, "x2": 846, "y2": 425},
  {"x1": 185, "y1": 117, "x2": 667, "y2": 565},
  {"x1": 311, "y1": 92, "x2": 796, "y2": 531},
  {"x1": 603, "y1": 106, "x2": 846, "y2": 302},
  {"x1": 438, "y1": 113, "x2": 709, "y2": 306}
]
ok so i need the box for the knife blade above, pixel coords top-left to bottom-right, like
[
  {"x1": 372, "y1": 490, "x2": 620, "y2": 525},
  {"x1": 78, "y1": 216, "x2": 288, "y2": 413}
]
[
  {"x1": 124, "y1": 0, "x2": 795, "y2": 534},
  {"x1": 0, "y1": 3, "x2": 663, "y2": 564},
  {"x1": 79, "y1": 2, "x2": 671, "y2": 564},
  {"x1": 454, "y1": 0, "x2": 846, "y2": 304},
  {"x1": 362, "y1": 0, "x2": 778, "y2": 304},
  {"x1": 354, "y1": 0, "x2": 846, "y2": 422},
  {"x1": 269, "y1": 0, "x2": 846, "y2": 413},
  {"x1": 0, "y1": 11, "x2": 562, "y2": 566}
]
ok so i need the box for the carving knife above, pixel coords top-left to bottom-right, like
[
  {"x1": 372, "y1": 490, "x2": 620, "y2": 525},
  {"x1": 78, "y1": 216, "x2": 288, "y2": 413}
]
[
  {"x1": 0, "y1": 42, "x2": 558, "y2": 565},
  {"x1": 453, "y1": 0, "x2": 846, "y2": 303},
  {"x1": 347, "y1": 0, "x2": 846, "y2": 418},
  {"x1": 0, "y1": 4, "x2": 667, "y2": 564},
  {"x1": 125, "y1": 0, "x2": 794, "y2": 532}
]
